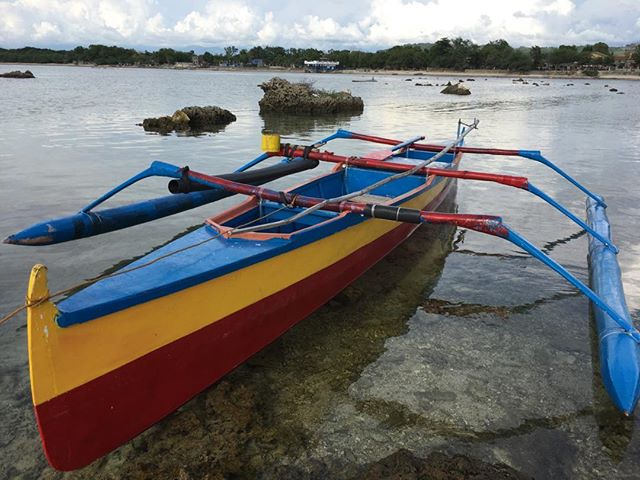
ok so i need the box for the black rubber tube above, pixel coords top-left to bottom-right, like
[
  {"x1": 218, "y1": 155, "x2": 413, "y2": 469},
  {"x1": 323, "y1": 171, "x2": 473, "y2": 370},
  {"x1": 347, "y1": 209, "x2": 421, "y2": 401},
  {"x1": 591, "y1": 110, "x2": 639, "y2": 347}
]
[{"x1": 168, "y1": 157, "x2": 319, "y2": 194}]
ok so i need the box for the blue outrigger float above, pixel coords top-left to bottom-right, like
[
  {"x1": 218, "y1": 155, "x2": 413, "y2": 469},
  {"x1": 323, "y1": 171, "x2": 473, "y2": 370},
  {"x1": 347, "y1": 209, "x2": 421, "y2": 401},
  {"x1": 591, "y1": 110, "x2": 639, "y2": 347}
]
[{"x1": 5, "y1": 120, "x2": 639, "y2": 470}]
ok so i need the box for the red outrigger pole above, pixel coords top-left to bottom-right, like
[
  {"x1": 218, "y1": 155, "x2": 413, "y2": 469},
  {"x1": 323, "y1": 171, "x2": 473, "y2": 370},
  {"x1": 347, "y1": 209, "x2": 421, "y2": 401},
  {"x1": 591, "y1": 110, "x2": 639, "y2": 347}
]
[
  {"x1": 346, "y1": 131, "x2": 521, "y2": 156},
  {"x1": 273, "y1": 146, "x2": 530, "y2": 189},
  {"x1": 185, "y1": 167, "x2": 510, "y2": 238},
  {"x1": 270, "y1": 145, "x2": 616, "y2": 252}
]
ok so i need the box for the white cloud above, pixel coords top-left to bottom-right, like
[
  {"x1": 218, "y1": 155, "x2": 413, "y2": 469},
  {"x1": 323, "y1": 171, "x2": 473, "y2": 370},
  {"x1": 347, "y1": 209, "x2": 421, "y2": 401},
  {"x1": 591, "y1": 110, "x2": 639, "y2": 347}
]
[
  {"x1": 292, "y1": 15, "x2": 363, "y2": 43},
  {"x1": 173, "y1": 1, "x2": 259, "y2": 41},
  {"x1": 256, "y1": 11, "x2": 277, "y2": 44},
  {"x1": 543, "y1": 0, "x2": 575, "y2": 15},
  {"x1": 0, "y1": 0, "x2": 638, "y2": 49},
  {"x1": 33, "y1": 20, "x2": 60, "y2": 40}
]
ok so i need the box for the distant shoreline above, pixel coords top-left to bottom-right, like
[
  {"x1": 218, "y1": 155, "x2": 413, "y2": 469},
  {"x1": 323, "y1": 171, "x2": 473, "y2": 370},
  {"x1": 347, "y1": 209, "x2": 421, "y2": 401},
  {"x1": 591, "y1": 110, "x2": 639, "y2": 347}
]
[{"x1": 1, "y1": 62, "x2": 639, "y2": 81}]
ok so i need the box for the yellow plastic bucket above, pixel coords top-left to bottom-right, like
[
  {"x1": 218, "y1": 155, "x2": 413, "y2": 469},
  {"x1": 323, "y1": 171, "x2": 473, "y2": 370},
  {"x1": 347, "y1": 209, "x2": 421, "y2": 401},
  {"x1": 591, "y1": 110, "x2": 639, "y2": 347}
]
[{"x1": 261, "y1": 132, "x2": 281, "y2": 153}]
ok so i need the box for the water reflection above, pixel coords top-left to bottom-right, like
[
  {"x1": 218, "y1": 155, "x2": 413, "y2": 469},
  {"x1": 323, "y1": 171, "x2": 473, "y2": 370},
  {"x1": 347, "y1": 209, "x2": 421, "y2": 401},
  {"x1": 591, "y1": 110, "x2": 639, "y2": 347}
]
[
  {"x1": 261, "y1": 112, "x2": 360, "y2": 137},
  {"x1": 1, "y1": 67, "x2": 640, "y2": 479},
  {"x1": 141, "y1": 124, "x2": 231, "y2": 137}
]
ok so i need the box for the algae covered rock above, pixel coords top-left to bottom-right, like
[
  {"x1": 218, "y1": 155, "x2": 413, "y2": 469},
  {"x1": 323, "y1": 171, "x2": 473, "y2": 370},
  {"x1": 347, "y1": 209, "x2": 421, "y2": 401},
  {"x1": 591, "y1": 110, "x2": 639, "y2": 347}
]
[
  {"x1": 142, "y1": 115, "x2": 175, "y2": 134},
  {"x1": 181, "y1": 106, "x2": 236, "y2": 129},
  {"x1": 258, "y1": 77, "x2": 364, "y2": 114},
  {"x1": 142, "y1": 106, "x2": 236, "y2": 134},
  {"x1": 0, "y1": 70, "x2": 35, "y2": 79},
  {"x1": 440, "y1": 81, "x2": 471, "y2": 95},
  {"x1": 170, "y1": 110, "x2": 191, "y2": 131}
]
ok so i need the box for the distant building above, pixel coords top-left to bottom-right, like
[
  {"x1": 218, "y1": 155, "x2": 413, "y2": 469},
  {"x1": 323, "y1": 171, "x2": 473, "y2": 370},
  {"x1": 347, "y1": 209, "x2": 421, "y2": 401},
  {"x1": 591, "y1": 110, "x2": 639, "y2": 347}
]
[
  {"x1": 613, "y1": 51, "x2": 636, "y2": 70},
  {"x1": 250, "y1": 58, "x2": 264, "y2": 67},
  {"x1": 304, "y1": 60, "x2": 339, "y2": 72}
]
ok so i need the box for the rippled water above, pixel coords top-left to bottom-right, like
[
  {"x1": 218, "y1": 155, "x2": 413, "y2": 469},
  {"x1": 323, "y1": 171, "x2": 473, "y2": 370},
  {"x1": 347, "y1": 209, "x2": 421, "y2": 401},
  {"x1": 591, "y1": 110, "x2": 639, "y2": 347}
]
[{"x1": 0, "y1": 65, "x2": 639, "y2": 479}]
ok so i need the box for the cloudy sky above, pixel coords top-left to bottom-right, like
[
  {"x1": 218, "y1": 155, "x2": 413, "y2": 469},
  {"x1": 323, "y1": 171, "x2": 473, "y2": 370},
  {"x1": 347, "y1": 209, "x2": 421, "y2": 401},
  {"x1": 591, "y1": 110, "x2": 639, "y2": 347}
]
[{"x1": 0, "y1": 0, "x2": 639, "y2": 50}]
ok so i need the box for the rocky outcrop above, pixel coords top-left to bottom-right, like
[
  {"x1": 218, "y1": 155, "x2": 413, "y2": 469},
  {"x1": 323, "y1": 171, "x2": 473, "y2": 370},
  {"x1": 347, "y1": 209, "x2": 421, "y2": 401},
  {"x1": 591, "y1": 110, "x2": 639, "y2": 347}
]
[
  {"x1": 258, "y1": 77, "x2": 364, "y2": 114},
  {"x1": 142, "y1": 106, "x2": 236, "y2": 134},
  {"x1": 440, "y1": 81, "x2": 471, "y2": 95},
  {"x1": 0, "y1": 70, "x2": 35, "y2": 79}
]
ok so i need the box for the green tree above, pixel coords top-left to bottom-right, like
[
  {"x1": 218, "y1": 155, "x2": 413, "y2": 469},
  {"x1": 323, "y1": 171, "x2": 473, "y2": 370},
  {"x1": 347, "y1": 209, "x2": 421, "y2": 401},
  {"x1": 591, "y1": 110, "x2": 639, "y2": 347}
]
[
  {"x1": 507, "y1": 50, "x2": 533, "y2": 72},
  {"x1": 449, "y1": 37, "x2": 476, "y2": 70},
  {"x1": 530, "y1": 45, "x2": 542, "y2": 69},
  {"x1": 429, "y1": 38, "x2": 453, "y2": 67},
  {"x1": 201, "y1": 52, "x2": 215, "y2": 65},
  {"x1": 633, "y1": 45, "x2": 640, "y2": 66},
  {"x1": 224, "y1": 46, "x2": 238, "y2": 63},
  {"x1": 593, "y1": 42, "x2": 610, "y2": 55},
  {"x1": 548, "y1": 45, "x2": 579, "y2": 66},
  {"x1": 480, "y1": 39, "x2": 513, "y2": 69}
]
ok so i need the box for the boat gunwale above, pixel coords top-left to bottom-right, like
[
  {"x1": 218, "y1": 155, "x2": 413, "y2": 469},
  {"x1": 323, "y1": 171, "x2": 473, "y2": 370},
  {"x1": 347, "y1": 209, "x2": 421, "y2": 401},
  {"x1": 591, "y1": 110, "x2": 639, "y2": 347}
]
[{"x1": 54, "y1": 157, "x2": 458, "y2": 327}]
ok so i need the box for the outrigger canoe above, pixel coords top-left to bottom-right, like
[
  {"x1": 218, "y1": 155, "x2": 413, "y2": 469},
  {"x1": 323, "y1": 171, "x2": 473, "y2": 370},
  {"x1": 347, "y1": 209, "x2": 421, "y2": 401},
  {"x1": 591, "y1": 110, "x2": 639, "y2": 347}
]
[{"x1": 5, "y1": 121, "x2": 639, "y2": 471}]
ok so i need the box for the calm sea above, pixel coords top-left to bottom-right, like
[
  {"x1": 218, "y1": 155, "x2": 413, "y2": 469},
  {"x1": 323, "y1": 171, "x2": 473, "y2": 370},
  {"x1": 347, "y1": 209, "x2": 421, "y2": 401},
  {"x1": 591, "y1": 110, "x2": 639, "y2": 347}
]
[{"x1": 0, "y1": 65, "x2": 639, "y2": 479}]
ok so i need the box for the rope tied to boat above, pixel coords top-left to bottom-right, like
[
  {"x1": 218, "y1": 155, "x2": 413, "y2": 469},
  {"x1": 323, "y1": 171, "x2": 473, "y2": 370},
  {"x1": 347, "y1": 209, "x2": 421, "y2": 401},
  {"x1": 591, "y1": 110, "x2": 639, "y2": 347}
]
[
  {"x1": 281, "y1": 143, "x2": 318, "y2": 162},
  {"x1": 0, "y1": 202, "x2": 294, "y2": 327},
  {"x1": 599, "y1": 328, "x2": 636, "y2": 343},
  {"x1": 285, "y1": 193, "x2": 299, "y2": 208}
]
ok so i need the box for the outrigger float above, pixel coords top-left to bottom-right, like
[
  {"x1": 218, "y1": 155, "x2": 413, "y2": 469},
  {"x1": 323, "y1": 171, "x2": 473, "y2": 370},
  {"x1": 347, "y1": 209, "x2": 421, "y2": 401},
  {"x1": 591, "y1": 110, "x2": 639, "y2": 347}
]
[{"x1": 5, "y1": 120, "x2": 639, "y2": 470}]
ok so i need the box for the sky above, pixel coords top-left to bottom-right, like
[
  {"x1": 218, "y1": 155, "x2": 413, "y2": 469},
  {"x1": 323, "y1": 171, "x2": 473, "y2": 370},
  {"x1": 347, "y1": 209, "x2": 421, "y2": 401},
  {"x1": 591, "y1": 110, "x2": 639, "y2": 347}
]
[{"x1": 0, "y1": 0, "x2": 639, "y2": 51}]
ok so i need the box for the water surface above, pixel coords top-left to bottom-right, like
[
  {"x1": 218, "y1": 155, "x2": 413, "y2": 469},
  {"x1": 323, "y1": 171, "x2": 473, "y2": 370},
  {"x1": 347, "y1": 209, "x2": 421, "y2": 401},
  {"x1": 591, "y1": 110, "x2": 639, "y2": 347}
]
[{"x1": 0, "y1": 66, "x2": 639, "y2": 479}]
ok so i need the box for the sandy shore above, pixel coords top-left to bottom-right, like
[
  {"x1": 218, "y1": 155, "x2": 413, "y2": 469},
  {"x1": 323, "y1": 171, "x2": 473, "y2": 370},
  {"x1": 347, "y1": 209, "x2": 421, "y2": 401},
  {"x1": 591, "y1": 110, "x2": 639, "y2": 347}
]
[
  {"x1": 2, "y1": 62, "x2": 639, "y2": 81},
  {"x1": 339, "y1": 68, "x2": 640, "y2": 81}
]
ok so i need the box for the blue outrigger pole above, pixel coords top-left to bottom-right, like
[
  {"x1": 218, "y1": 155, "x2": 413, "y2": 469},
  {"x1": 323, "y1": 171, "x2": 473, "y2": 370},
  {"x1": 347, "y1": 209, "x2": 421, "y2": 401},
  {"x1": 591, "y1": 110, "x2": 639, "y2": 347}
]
[
  {"x1": 5, "y1": 125, "x2": 638, "y2": 413},
  {"x1": 4, "y1": 156, "x2": 319, "y2": 246}
]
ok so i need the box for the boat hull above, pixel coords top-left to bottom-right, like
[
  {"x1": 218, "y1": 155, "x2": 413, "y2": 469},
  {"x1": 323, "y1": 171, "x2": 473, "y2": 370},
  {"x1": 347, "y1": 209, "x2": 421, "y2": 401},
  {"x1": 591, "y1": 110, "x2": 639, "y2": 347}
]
[{"x1": 28, "y1": 166, "x2": 457, "y2": 471}]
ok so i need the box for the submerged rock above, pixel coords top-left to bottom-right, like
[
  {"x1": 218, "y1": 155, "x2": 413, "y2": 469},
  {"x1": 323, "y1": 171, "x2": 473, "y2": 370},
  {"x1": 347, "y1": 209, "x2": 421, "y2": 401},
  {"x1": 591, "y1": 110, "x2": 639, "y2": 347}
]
[
  {"x1": 440, "y1": 81, "x2": 471, "y2": 95},
  {"x1": 0, "y1": 70, "x2": 35, "y2": 79},
  {"x1": 142, "y1": 106, "x2": 236, "y2": 134},
  {"x1": 357, "y1": 449, "x2": 531, "y2": 480},
  {"x1": 258, "y1": 77, "x2": 364, "y2": 114}
]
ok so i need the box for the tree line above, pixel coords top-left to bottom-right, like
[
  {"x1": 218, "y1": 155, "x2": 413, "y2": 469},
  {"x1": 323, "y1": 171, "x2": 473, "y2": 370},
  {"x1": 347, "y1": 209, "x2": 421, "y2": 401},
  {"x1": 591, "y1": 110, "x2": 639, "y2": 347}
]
[{"x1": 1, "y1": 39, "x2": 638, "y2": 71}]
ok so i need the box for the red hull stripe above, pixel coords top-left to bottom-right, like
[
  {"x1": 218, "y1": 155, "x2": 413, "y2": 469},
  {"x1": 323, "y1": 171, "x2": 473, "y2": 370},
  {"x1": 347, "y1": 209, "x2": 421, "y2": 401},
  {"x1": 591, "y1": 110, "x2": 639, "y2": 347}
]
[{"x1": 34, "y1": 183, "x2": 453, "y2": 471}]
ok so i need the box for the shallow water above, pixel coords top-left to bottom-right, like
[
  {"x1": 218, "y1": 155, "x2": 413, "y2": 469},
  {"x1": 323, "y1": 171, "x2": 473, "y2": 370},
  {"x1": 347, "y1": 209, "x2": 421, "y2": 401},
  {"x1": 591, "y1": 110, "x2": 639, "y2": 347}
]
[{"x1": 0, "y1": 66, "x2": 639, "y2": 479}]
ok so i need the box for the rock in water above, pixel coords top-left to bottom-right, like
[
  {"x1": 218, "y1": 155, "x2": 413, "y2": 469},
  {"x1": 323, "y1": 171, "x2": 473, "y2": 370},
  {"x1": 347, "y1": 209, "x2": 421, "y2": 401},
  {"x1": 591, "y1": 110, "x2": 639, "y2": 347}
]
[
  {"x1": 440, "y1": 81, "x2": 471, "y2": 95},
  {"x1": 142, "y1": 106, "x2": 236, "y2": 133},
  {"x1": 0, "y1": 70, "x2": 35, "y2": 79},
  {"x1": 171, "y1": 110, "x2": 191, "y2": 131},
  {"x1": 142, "y1": 116, "x2": 175, "y2": 134},
  {"x1": 180, "y1": 106, "x2": 236, "y2": 129},
  {"x1": 258, "y1": 77, "x2": 364, "y2": 114},
  {"x1": 358, "y1": 449, "x2": 532, "y2": 479}
]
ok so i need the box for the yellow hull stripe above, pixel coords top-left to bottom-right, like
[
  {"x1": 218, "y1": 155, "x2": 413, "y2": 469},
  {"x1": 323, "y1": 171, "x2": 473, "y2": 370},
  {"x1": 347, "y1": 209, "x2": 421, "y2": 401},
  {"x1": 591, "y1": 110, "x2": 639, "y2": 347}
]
[{"x1": 28, "y1": 182, "x2": 445, "y2": 405}]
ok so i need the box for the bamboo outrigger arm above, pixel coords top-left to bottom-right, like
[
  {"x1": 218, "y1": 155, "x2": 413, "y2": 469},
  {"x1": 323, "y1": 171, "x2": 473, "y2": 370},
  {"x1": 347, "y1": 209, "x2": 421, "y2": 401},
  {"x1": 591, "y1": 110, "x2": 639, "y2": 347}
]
[
  {"x1": 270, "y1": 147, "x2": 617, "y2": 253},
  {"x1": 330, "y1": 129, "x2": 607, "y2": 207}
]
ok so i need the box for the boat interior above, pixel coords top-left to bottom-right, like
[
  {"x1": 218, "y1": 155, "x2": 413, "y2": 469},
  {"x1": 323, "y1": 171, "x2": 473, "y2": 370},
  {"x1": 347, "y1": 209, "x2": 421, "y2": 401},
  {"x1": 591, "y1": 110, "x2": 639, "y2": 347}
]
[{"x1": 212, "y1": 163, "x2": 446, "y2": 236}]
